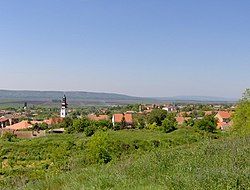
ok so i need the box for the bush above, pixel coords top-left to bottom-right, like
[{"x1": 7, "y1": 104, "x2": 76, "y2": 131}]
[
  {"x1": 161, "y1": 113, "x2": 177, "y2": 133},
  {"x1": 85, "y1": 125, "x2": 96, "y2": 137},
  {"x1": 194, "y1": 115, "x2": 217, "y2": 133},
  {"x1": 86, "y1": 131, "x2": 113, "y2": 164},
  {"x1": 1, "y1": 132, "x2": 17, "y2": 142},
  {"x1": 232, "y1": 100, "x2": 250, "y2": 134},
  {"x1": 147, "y1": 109, "x2": 168, "y2": 126},
  {"x1": 146, "y1": 122, "x2": 158, "y2": 130}
]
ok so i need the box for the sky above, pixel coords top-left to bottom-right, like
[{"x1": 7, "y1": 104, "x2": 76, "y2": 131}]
[{"x1": 0, "y1": 0, "x2": 249, "y2": 98}]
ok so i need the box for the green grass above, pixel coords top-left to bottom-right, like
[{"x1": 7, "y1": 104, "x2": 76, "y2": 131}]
[
  {"x1": 25, "y1": 135, "x2": 250, "y2": 190},
  {"x1": 0, "y1": 128, "x2": 247, "y2": 190},
  {"x1": 0, "y1": 134, "x2": 88, "y2": 188}
]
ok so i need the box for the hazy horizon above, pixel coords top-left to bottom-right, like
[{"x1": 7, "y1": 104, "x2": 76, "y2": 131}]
[
  {"x1": 0, "y1": 88, "x2": 239, "y2": 100},
  {"x1": 1, "y1": 0, "x2": 249, "y2": 99}
]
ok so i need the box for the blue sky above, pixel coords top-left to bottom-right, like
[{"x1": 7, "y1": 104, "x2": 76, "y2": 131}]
[{"x1": 0, "y1": 0, "x2": 249, "y2": 98}]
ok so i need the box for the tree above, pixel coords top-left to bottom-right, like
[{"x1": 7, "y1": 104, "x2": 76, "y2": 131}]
[
  {"x1": 1, "y1": 132, "x2": 17, "y2": 142},
  {"x1": 161, "y1": 113, "x2": 177, "y2": 133},
  {"x1": 95, "y1": 120, "x2": 112, "y2": 129},
  {"x1": 134, "y1": 114, "x2": 146, "y2": 129},
  {"x1": 233, "y1": 93, "x2": 250, "y2": 134},
  {"x1": 185, "y1": 118, "x2": 195, "y2": 127},
  {"x1": 39, "y1": 123, "x2": 49, "y2": 130},
  {"x1": 68, "y1": 117, "x2": 91, "y2": 133},
  {"x1": 120, "y1": 116, "x2": 126, "y2": 129},
  {"x1": 194, "y1": 115, "x2": 217, "y2": 133},
  {"x1": 242, "y1": 88, "x2": 250, "y2": 101},
  {"x1": 147, "y1": 109, "x2": 168, "y2": 126},
  {"x1": 85, "y1": 125, "x2": 97, "y2": 137}
]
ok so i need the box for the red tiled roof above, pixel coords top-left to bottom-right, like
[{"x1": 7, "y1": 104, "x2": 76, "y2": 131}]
[
  {"x1": 176, "y1": 117, "x2": 185, "y2": 124},
  {"x1": 44, "y1": 118, "x2": 64, "y2": 125},
  {"x1": 88, "y1": 114, "x2": 109, "y2": 121},
  {"x1": 0, "y1": 118, "x2": 9, "y2": 123},
  {"x1": 217, "y1": 121, "x2": 233, "y2": 129},
  {"x1": 113, "y1": 113, "x2": 133, "y2": 123},
  {"x1": 176, "y1": 117, "x2": 190, "y2": 124},
  {"x1": 217, "y1": 111, "x2": 231, "y2": 119},
  {"x1": 5, "y1": 121, "x2": 32, "y2": 131}
]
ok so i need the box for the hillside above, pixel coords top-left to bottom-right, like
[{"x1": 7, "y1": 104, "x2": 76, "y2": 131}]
[
  {"x1": 0, "y1": 90, "x2": 153, "y2": 106},
  {"x1": 0, "y1": 129, "x2": 249, "y2": 190},
  {"x1": 26, "y1": 133, "x2": 250, "y2": 190},
  {"x1": 0, "y1": 90, "x2": 236, "y2": 106}
]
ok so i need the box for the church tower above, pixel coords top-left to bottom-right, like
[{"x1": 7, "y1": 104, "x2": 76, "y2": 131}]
[{"x1": 60, "y1": 95, "x2": 68, "y2": 118}]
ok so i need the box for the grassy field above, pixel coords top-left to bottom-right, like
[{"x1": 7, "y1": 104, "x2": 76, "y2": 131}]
[
  {"x1": 25, "y1": 135, "x2": 250, "y2": 190},
  {"x1": 0, "y1": 128, "x2": 249, "y2": 189}
]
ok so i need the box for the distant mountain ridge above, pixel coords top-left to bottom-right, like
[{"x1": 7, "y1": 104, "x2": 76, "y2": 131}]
[
  {"x1": 0, "y1": 90, "x2": 237, "y2": 105},
  {"x1": 156, "y1": 96, "x2": 237, "y2": 102},
  {"x1": 0, "y1": 90, "x2": 142, "y2": 101}
]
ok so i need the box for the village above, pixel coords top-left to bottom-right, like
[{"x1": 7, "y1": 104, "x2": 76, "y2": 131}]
[{"x1": 0, "y1": 94, "x2": 235, "y2": 139}]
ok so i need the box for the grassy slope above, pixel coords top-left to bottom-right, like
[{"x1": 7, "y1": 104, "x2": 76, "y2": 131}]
[
  {"x1": 0, "y1": 129, "x2": 249, "y2": 189},
  {"x1": 26, "y1": 135, "x2": 250, "y2": 190}
]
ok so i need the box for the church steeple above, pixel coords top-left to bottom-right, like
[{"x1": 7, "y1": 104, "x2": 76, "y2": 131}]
[{"x1": 60, "y1": 95, "x2": 68, "y2": 118}]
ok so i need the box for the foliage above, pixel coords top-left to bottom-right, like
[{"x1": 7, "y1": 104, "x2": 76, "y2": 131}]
[
  {"x1": 84, "y1": 125, "x2": 97, "y2": 137},
  {"x1": 146, "y1": 122, "x2": 158, "y2": 130},
  {"x1": 134, "y1": 113, "x2": 147, "y2": 129},
  {"x1": 94, "y1": 120, "x2": 112, "y2": 129},
  {"x1": 0, "y1": 128, "x2": 220, "y2": 189},
  {"x1": 184, "y1": 118, "x2": 195, "y2": 127},
  {"x1": 120, "y1": 116, "x2": 127, "y2": 129},
  {"x1": 242, "y1": 88, "x2": 250, "y2": 101},
  {"x1": 194, "y1": 115, "x2": 217, "y2": 133},
  {"x1": 147, "y1": 109, "x2": 168, "y2": 126},
  {"x1": 232, "y1": 100, "x2": 250, "y2": 134},
  {"x1": 161, "y1": 113, "x2": 177, "y2": 133},
  {"x1": 1, "y1": 132, "x2": 17, "y2": 142},
  {"x1": 86, "y1": 132, "x2": 113, "y2": 164},
  {"x1": 61, "y1": 117, "x2": 73, "y2": 128},
  {"x1": 68, "y1": 117, "x2": 90, "y2": 133},
  {"x1": 25, "y1": 135, "x2": 250, "y2": 190}
]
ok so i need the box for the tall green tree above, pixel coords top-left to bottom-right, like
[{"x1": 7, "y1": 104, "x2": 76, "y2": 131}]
[
  {"x1": 194, "y1": 115, "x2": 217, "y2": 133},
  {"x1": 233, "y1": 90, "x2": 250, "y2": 134},
  {"x1": 161, "y1": 113, "x2": 177, "y2": 133},
  {"x1": 67, "y1": 117, "x2": 91, "y2": 133},
  {"x1": 147, "y1": 109, "x2": 168, "y2": 126}
]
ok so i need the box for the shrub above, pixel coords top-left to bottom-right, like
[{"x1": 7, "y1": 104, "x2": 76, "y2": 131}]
[
  {"x1": 146, "y1": 122, "x2": 158, "y2": 130},
  {"x1": 161, "y1": 113, "x2": 177, "y2": 133},
  {"x1": 84, "y1": 125, "x2": 96, "y2": 137},
  {"x1": 86, "y1": 131, "x2": 113, "y2": 164},
  {"x1": 232, "y1": 100, "x2": 250, "y2": 135},
  {"x1": 194, "y1": 115, "x2": 217, "y2": 133},
  {"x1": 1, "y1": 132, "x2": 17, "y2": 142},
  {"x1": 147, "y1": 109, "x2": 168, "y2": 126}
]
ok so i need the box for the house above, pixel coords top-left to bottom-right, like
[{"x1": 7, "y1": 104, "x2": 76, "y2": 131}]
[
  {"x1": 87, "y1": 114, "x2": 109, "y2": 121},
  {"x1": 205, "y1": 111, "x2": 214, "y2": 116},
  {"x1": 112, "y1": 113, "x2": 133, "y2": 126},
  {"x1": 48, "y1": 128, "x2": 65, "y2": 134},
  {"x1": 176, "y1": 116, "x2": 191, "y2": 125},
  {"x1": 215, "y1": 111, "x2": 232, "y2": 130},
  {"x1": 5, "y1": 120, "x2": 33, "y2": 131},
  {"x1": 162, "y1": 105, "x2": 176, "y2": 112},
  {"x1": 0, "y1": 118, "x2": 10, "y2": 128},
  {"x1": 44, "y1": 117, "x2": 64, "y2": 126}
]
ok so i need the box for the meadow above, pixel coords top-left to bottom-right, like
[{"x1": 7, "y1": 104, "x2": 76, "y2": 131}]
[{"x1": 1, "y1": 128, "x2": 249, "y2": 190}]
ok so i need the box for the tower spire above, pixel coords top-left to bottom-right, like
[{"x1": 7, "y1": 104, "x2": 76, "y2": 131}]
[{"x1": 60, "y1": 94, "x2": 68, "y2": 118}]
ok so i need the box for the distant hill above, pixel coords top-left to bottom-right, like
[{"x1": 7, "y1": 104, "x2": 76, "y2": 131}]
[
  {"x1": 0, "y1": 90, "x2": 154, "y2": 106},
  {"x1": 155, "y1": 96, "x2": 237, "y2": 102},
  {"x1": 0, "y1": 90, "x2": 237, "y2": 106}
]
